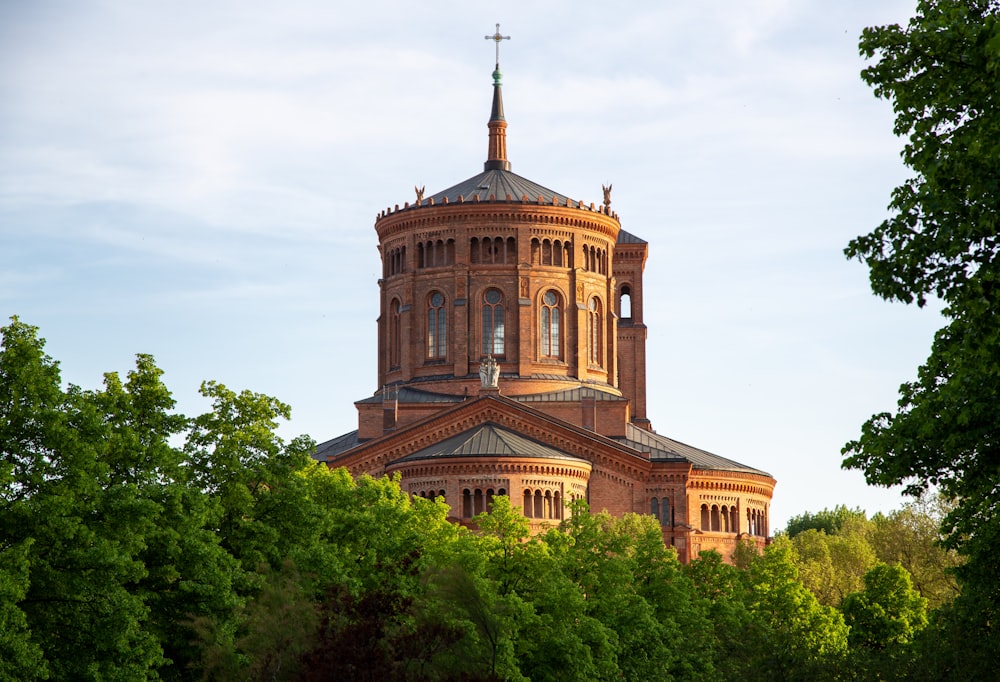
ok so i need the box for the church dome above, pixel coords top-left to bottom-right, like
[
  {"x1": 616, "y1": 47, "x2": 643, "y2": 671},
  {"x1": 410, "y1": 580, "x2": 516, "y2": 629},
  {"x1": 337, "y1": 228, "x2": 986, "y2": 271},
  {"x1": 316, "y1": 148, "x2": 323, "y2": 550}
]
[{"x1": 424, "y1": 168, "x2": 572, "y2": 206}]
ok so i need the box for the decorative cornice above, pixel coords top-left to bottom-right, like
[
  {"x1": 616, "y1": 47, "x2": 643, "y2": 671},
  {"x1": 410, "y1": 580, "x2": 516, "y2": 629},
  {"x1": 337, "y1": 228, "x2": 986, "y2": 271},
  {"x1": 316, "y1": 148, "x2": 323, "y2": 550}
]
[{"x1": 375, "y1": 201, "x2": 620, "y2": 242}]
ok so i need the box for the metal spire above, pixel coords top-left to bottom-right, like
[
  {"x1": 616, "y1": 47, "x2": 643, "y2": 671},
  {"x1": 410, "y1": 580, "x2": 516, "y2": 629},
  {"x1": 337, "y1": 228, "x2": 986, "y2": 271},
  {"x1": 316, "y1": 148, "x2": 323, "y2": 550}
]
[{"x1": 484, "y1": 23, "x2": 511, "y2": 171}]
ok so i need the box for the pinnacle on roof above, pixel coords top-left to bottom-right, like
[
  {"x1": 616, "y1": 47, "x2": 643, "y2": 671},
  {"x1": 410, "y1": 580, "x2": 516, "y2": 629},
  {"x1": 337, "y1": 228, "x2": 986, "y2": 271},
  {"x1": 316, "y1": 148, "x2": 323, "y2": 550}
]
[{"x1": 484, "y1": 23, "x2": 511, "y2": 172}]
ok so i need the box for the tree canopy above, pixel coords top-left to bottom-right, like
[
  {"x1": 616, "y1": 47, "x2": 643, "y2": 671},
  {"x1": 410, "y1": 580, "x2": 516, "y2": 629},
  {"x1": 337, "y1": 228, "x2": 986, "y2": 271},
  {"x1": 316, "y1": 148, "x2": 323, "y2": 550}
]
[
  {"x1": 1, "y1": 315, "x2": 985, "y2": 679},
  {"x1": 843, "y1": 0, "x2": 1000, "y2": 675}
]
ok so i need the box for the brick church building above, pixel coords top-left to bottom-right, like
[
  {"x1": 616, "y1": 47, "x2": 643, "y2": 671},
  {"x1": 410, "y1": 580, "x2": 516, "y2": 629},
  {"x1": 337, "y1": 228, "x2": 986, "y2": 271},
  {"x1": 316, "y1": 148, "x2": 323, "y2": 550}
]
[{"x1": 314, "y1": 52, "x2": 775, "y2": 562}]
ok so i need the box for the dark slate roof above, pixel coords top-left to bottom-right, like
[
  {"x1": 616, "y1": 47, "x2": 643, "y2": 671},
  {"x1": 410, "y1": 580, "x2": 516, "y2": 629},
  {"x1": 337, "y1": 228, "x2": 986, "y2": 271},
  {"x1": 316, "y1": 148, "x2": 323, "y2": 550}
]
[
  {"x1": 313, "y1": 429, "x2": 362, "y2": 462},
  {"x1": 425, "y1": 169, "x2": 572, "y2": 205},
  {"x1": 513, "y1": 385, "x2": 626, "y2": 404},
  {"x1": 355, "y1": 387, "x2": 466, "y2": 405},
  {"x1": 617, "y1": 229, "x2": 647, "y2": 245},
  {"x1": 392, "y1": 422, "x2": 588, "y2": 465},
  {"x1": 613, "y1": 423, "x2": 772, "y2": 476}
]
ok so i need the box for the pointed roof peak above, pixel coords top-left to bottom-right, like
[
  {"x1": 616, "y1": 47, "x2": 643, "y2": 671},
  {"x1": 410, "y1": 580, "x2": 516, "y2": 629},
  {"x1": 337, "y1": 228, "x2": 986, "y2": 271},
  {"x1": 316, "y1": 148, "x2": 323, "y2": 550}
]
[{"x1": 484, "y1": 23, "x2": 511, "y2": 172}]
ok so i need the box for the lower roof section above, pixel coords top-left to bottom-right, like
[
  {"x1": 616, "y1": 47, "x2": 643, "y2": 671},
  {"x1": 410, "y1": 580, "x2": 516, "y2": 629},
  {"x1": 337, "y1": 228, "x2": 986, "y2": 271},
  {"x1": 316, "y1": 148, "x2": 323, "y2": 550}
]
[
  {"x1": 316, "y1": 389, "x2": 769, "y2": 477},
  {"x1": 615, "y1": 423, "x2": 772, "y2": 477},
  {"x1": 390, "y1": 422, "x2": 589, "y2": 465}
]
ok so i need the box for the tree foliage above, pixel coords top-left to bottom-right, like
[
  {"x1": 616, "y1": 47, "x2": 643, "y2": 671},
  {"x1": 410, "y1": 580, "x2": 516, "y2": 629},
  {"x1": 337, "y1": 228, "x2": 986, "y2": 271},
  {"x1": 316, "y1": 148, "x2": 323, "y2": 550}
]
[
  {"x1": 0, "y1": 316, "x2": 981, "y2": 679},
  {"x1": 844, "y1": 1, "x2": 1000, "y2": 669},
  {"x1": 785, "y1": 505, "x2": 867, "y2": 538}
]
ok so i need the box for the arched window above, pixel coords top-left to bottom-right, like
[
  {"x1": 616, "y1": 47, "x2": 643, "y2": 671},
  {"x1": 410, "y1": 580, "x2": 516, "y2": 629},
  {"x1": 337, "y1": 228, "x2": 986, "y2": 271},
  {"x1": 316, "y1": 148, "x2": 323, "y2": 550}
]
[
  {"x1": 389, "y1": 299, "x2": 401, "y2": 369},
  {"x1": 730, "y1": 507, "x2": 739, "y2": 533},
  {"x1": 493, "y1": 237, "x2": 507, "y2": 263},
  {"x1": 711, "y1": 505, "x2": 721, "y2": 532},
  {"x1": 620, "y1": 285, "x2": 632, "y2": 319},
  {"x1": 553, "y1": 491, "x2": 562, "y2": 520},
  {"x1": 481, "y1": 289, "x2": 505, "y2": 356},
  {"x1": 462, "y1": 489, "x2": 472, "y2": 518},
  {"x1": 523, "y1": 489, "x2": 533, "y2": 518},
  {"x1": 701, "y1": 504, "x2": 710, "y2": 531},
  {"x1": 540, "y1": 290, "x2": 561, "y2": 358},
  {"x1": 588, "y1": 297, "x2": 602, "y2": 365},
  {"x1": 533, "y1": 490, "x2": 543, "y2": 518},
  {"x1": 651, "y1": 497, "x2": 660, "y2": 520},
  {"x1": 427, "y1": 292, "x2": 446, "y2": 359}
]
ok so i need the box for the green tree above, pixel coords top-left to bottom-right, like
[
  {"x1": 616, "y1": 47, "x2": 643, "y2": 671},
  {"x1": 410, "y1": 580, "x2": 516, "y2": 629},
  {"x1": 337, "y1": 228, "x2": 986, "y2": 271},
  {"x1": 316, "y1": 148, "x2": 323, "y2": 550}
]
[
  {"x1": 843, "y1": 0, "x2": 1000, "y2": 668},
  {"x1": 1, "y1": 318, "x2": 165, "y2": 679},
  {"x1": 183, "y1": 381, "x2": 316, "y2": 588},
  {"x1": 869, "y1": 494, "x2": 962, "y2": 610},
  {"x1": 842, "y1": 563, "x2": 928, "y2": 679},
  {"x1": 542, "y1": 506, "x2": 694, "y2": 680},
  {"x1": 789, "y1": 526, "x2": 877, "y2": 607},
  {"x1": 0, "y1": 539, "x2": 46, "y2": 680},
  {"x1": 741, "y1": 541, "x2": 849, "y2": 681},
  {"x1": 785, "y1": 505, "x2": 867, "y2": 538},
  {"x1": 843, "y1": 563, "x2": 928, "y2": 650},
  {"x1": 684, "y1": 549, "x2": 753, "y2": 680}
]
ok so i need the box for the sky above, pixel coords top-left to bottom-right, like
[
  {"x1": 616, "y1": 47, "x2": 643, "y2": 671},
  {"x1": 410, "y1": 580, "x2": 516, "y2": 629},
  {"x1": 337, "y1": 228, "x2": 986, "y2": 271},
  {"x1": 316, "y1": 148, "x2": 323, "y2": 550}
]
[{"x1": 1, "y1": 0, "x2": 940, "y2": 530}]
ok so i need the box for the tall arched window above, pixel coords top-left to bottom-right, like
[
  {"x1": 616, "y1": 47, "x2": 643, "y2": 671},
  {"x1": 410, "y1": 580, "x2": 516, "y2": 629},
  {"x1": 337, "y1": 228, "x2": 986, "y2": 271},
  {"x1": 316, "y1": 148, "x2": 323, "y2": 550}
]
[
  {"x1": 427, "y1": 292, "x2": 446, "y2": 359},
  {"x1": 588, "y1": 297, "x2": 602, "y2": 365},
  {"x1": 389, "y1": 298, "x2": 401, "y2": 368},
  {"x1": 540, "y1": 290, "x2": 561, "y2": 358},
  {"x1": 481, "y1": 289, "x2": 505, "y2": 356}
]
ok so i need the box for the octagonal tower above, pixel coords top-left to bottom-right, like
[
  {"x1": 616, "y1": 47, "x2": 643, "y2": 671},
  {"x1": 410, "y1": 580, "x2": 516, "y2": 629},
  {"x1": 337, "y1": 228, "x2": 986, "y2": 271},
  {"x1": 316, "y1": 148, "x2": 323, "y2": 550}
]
[{"x1": 374, "y1": 65, "x2": 645, "y2": 416}]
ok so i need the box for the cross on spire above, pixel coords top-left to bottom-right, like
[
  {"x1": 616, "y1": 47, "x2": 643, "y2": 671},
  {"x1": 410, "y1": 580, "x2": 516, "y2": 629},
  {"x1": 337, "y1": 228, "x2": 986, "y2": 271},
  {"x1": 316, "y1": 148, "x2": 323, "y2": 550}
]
[{"x1": 484, "y1": 23, "x2": 510, "y2": 68}]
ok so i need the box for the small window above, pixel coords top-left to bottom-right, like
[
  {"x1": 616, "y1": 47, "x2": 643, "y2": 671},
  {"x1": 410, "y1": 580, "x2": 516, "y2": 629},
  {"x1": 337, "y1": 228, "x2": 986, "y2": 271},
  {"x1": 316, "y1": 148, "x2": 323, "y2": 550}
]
[{"x1": 620, "y1": 285, "x2": 632, "y2": 319}]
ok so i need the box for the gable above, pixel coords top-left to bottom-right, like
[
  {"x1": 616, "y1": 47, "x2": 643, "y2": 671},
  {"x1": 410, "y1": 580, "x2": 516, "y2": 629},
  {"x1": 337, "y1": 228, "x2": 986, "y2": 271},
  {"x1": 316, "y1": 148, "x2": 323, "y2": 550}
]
[
  {"x1": 322, "y1": 394, "x2": 651, "y2": 478},
  {"x1": 392, "y1": 422, "x2": 589, "y2": 465}
]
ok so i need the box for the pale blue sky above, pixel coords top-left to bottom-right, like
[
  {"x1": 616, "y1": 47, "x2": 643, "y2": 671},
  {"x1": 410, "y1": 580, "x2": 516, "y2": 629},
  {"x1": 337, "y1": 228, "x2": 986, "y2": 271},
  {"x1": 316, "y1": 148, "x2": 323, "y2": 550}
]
[{"x1": 1, "y1": 0, "x2": 938, "y2": 529}]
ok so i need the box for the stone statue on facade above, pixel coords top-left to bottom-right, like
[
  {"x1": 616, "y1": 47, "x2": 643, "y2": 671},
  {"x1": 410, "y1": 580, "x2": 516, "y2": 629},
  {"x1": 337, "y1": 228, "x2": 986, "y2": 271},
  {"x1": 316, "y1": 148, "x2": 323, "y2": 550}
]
[
  {"x1": 602, "y1": 183, "x2": 612, "y2": 210},
  {"x1": 479, "y1": 355, "x2": 500, "y2": 389},
  {"x1": 415, "y1": 185, "x2": 425, "y2": 202}
]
